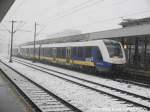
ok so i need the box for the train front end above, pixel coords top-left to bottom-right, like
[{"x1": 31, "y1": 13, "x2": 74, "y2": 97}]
[
  {"x1": 103, "y1": 39, "x2": 126, "y2": 65},
  {"x1": 95, "y1": 39, "x2": 126, "y2": 72}
]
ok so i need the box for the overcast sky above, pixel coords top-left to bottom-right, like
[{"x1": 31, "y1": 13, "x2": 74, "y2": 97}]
[{"x1": 0, "y1": 0, "x2": 150, "y2": 53}]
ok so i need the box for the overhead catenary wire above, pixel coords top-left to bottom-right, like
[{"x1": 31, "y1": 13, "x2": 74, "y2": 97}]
[
  {"x1": 36, "y1": 0, "x2": 105, "y2": 35},
  {"x1": 13, "y1": 21, "x2": 26, "y2": 33},
  {"x1": 17, "y1": 29, "x2": 32, "y2": 33},
  {"x1": 70, "y1": 9, "x2": 150, "y2": 29},
  {"x1": 1, "y1": 0, "x2": 138, "y2": 36},
  {"x1": 1, "y1": 0, "x2": 149, "y2": 39},
  {"x1": 0, "y1": 20, "x2": 28, "y2": 34},
  {"x1": 23, "y1": 0, "x2": 102, "y2": 35},
  {"x1": 45, "y1": 0, "x2": 128, "y2": 22},
  {"x1": 3, "y1": 9, "x2": 150, "y2": 38},
  {"x1": 0, "y1": 24, "x2": 11, "y2": 33},
  {"x1": 37, "y1": 0, "x2": 130, "y2": 34},
  {"x1": 36, "y1": 9, "x2": 150, "y2": 38}
]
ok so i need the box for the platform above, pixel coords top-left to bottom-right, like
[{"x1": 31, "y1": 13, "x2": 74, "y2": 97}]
[{"x1": 0, "y1": 70, "x2": 32, "y2": 112}]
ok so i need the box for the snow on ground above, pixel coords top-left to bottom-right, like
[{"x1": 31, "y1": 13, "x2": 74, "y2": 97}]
[
  {"x1": 15, "y1": 57, "x2": 150, "y2": 99},
  {"x1": 0, "y1": 57, "x2": 149, "y2": 112}
]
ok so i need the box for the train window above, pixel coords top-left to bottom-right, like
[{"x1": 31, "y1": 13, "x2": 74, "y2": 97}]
[
  {"x1": 62, "y1": 48, "x2": 66, "y2": 58},
  {"x1": 47, "y1": 48, "x2": 49, "y2": 57},
  {"x1": 27, "y1": 48, "x2": 29, "y2": 54},
  {"x1": 60, "y1": 48, "x2": 62, "y2": 57},
  {"x1": 78, "y1": 47, "x2": 83, "y2": 57},
  {"x1": 72, "y1": 47, "x2": 84, "y2": 58},
  {"x1": 72, "y1": 47, "x2": 77, "y2": 56},
  {"x1": 96, "y1": 47, "x2": 102, "y2": 61},
  {"x1": 104, "y1": 40, "x2": 123, "y2": 58},
  {"x1": 46, "y1": 48, "x2": 49, "y2": 57},
  {"x1": 59, "y1": 48, "x2": 61, "y2": 57},
  {"x1": 85, "y1": 47, "x2": 92, "y2": 57},
  {"x1": 43, "y1": 48, "x2": 45, "y2": 56},
  {"x1": 56, "y1": 48, "x2": 59, "y2": 57},
  {"x1": 49, "y1": 48, "x2": 51, "y2": 56},
  {"x1": 35, "y1": 48, "x2": 39, "y2": 56},
  {"x1": 57, "y1": 48, "x2": 62, "y2": 58},
  {"x1": 44, "y1": 48, "x2": 46, "y2": 56},
  {"x1": 45, "y1": 48, "x2": 47, "y2": 57},
  {"x1": 53, "y1": 48, "x2": 56, "y2": 57},
  {"x1": 49, "y1": 48, "x2": 52, "y2": 57},
  {"x1": 29, "y1": 48, "x2": 32, "y2": 55},
  {"x1": 42, "y1": 48, "x2": 44, "y2": 56},
  {"x1": 46, "y1": 48, "x2": 48, "y2": 56},
  {"x1": 40, "y1": 48, "x2": 42, "y2": 56}
]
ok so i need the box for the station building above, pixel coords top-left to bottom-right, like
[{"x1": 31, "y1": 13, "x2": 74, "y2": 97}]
[{"x1": 117, "y1": 17, "x2": 150, "y2": 70}]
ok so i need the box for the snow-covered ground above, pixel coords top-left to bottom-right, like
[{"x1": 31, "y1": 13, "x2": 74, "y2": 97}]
[
  {"x1": 11, "y1": 57, "x2": 150, "y2": 107},
  {"x1": 14, "y1": 57, "x2": 150, "y2": 99},
  {"x1": 0, "y1": 57, "x2": 149, "y2": 112}
]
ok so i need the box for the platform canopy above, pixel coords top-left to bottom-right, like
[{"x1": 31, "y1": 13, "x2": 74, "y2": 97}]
[{"x1": 0, "y1": 0, "x2": 15, "y2": 22}]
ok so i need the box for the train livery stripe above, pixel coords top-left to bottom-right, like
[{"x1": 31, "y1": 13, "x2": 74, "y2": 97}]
[
  {"x1": 73, "y1": 60, "x2": 95, "y2": 67},
  {"x1": 23, "y1": 55, "x2": 95, "y2": 67},
  {"x1": 56, "y1": 58, "x2": 66, "y2": 63},
  {"x1": 40, "y1": 56, "x2": 53, "y2": 61}
]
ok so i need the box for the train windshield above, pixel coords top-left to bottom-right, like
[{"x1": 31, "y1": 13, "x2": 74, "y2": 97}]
[{"x1": 104, "y1": 40, "x2": 123, "y2": 58}]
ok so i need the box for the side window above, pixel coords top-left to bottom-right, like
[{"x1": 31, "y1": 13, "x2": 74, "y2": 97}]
[
  {"x1": 72, "y1": 47, "x2": 84, "y2": 58},
  {"x1": 46, "y1": 48, "x2": 49, "y2": 57},
  {"x1": 85, "y1": 47, "x2": 92, "y2": 57},
  {"x1": 59, "y1": 48, "x2": 62, "y2": 58},
  {"x1": 78, "y1": 47, "x2": 84, "y2": 57},
  {"x1": 56, "y1": 48, "x2": 59, "y2": 57},
  {"x1": 49, "y1": 48, "x2": 52, "y2": 57},
  {"x1": 53, "y1": 48, "x2": 56, "y2": 57},
  {"x1": 44, "y1": 48, "x2": 46, "y2": 56},
  {"x1": 62, "y1": 48, "x2": 66, "y2": 58},
  {"x1": 35, "y1": 48, "x2": 39, "y2": 56},
  {"x1": 27, "y1": 48, "x2": 29, "y2": 54},
  {"x1": 43, "y1": 48, "x2": 47, "y2": 56},
  {"x1": 43, "y1": 47, "x2": 48, "y2": 57},
  {"x1": 96, "y1": 47, "x2": 102, "y2": 61},
  {"x1": 41, "y1": 48, "x2": 44, "y2": 56},
  {"x1": 72, "y1": 47, "x2": 77, "y2": 57}
]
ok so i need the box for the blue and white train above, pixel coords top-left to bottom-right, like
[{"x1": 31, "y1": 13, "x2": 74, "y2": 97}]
[{"x1": 13, "y1": 39, "x2": 126, "y2": 72}]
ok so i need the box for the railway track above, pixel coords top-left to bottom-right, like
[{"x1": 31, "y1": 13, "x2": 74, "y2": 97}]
[
  {"x1": 114, "y1": 78, "x2": 150, "y2": 89},
  {"x1": 15, "y1": 57, "x2": 150, "y2": 89},
  {"x1": 9, "y1": 57, "x2": 150, "y2": 111},
  {"x1": 0, "y1": 60, "x2": 82, "y2": 112}
]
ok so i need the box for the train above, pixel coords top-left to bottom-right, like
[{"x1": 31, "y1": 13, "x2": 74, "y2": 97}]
[{"x1": 13, "y1": 39, "x2": 126, "y2": 72}]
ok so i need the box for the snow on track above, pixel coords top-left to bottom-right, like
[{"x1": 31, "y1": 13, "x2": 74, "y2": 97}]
[
  {"x1": 0, "y1": 61, "x2": 82, "y2": 112},
  {"x1": 12, "y1": 57, "x2": 150, "y2": 110},
  {"x1": 15, "y1": 57, "x2": 150, "y2": 99},
  {"x1": 0, "y1": 57, "x2": 149, "y2": 112}
]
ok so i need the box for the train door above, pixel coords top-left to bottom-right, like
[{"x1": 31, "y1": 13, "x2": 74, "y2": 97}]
[{"x1": 66, "y1": 47, "x2": 71, "y2": 63}]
